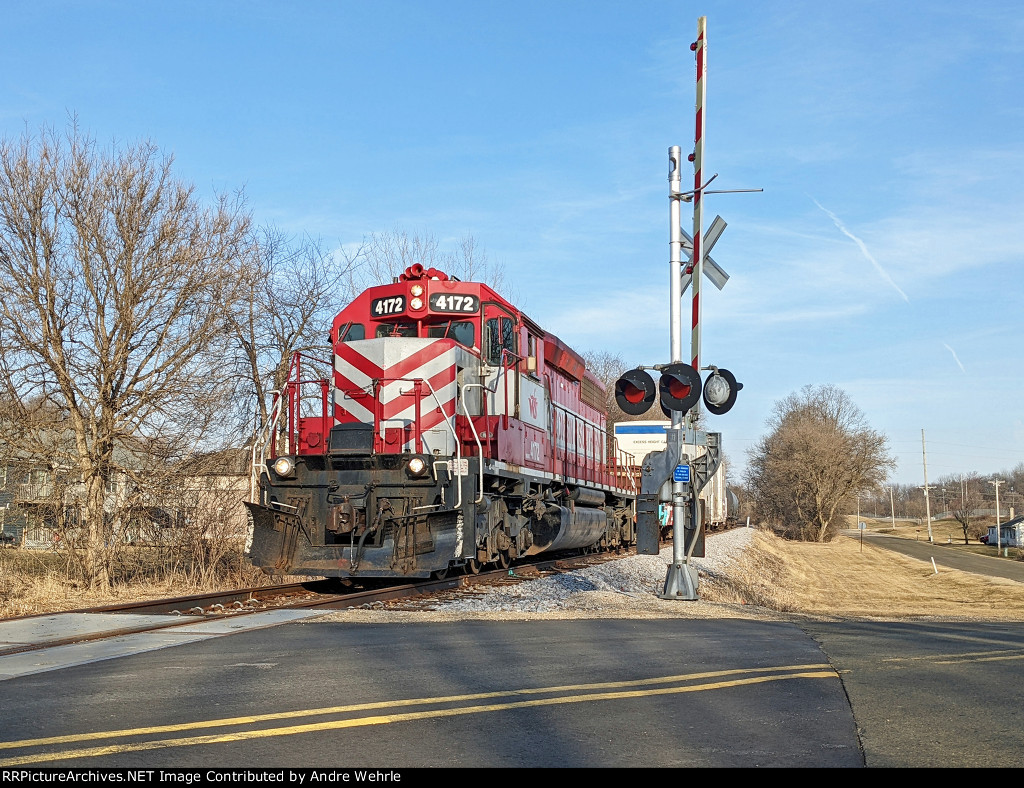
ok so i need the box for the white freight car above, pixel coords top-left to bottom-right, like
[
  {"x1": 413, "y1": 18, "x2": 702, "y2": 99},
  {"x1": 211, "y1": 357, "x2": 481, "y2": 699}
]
[{"x1": 613, "y1": 420, "x2": 731, "y2": 529}]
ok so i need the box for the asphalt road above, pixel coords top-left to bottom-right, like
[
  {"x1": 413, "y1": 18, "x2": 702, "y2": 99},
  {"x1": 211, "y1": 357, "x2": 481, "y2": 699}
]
[
  {"x1": 799, "y1": 618, "x2": 1024, "y2": 768},
  {"x1": 0, "y1": 618, "x2": 862, "y2": 769},
  {"x1": 843, "y1": 529, "x2": 1024, "y2": 582},
  {"x1": 2, "y1": 532, "x2": 1023, "y2": 770}
]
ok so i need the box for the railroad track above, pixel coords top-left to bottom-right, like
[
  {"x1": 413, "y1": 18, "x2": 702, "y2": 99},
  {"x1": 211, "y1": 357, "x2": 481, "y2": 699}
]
[{"x1": 2, "y1": 529, "x2": 741, "y2": 657}]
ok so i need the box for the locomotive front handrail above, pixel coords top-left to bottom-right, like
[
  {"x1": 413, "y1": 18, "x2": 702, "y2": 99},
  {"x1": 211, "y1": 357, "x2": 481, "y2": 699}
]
[
  {"x1": 375, "y1": 374, "x2": 466, "y2": 509},
  {"x1": 458, "y1": 382, "x2": 487, "y2": 504},
  {"x1": 249, "y1": 388, "x2": 287, "y2": 502}
]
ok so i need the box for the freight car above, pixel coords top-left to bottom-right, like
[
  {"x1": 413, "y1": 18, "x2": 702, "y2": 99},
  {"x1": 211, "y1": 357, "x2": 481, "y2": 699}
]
[
  {"x1": 612, "y1": 420, "x2": 734, "y2": 533},
  {"x1": 245, "y1": 265, "x2": 639, "y2": 579}
]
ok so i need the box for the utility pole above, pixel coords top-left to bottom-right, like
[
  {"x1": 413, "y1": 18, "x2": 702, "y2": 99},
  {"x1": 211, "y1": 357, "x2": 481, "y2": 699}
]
[
  {"x1": 888, "y1": 486, "x2": 896, "y2": 531},
  {"x1": 990, "y1": 479, "x2": 1004, "y2": 552},
  {"x1": 921, "y1": 429, "x2": 933, "y2": 543}
]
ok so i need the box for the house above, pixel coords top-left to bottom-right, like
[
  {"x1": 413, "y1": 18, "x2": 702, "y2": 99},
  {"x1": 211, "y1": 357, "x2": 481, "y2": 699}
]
[
  {"x1": 174, "y1": 447, "x2": 252, "y2": 543},
  {"x1": 985, "y1": 515, "x2": 1024, "y2": 548},
  {"x1": 0, "y1": 456, "x2": 129, "y2": 548},
  {"x1": 0, "y1": 444, "x2": 252, "y2": 549}
]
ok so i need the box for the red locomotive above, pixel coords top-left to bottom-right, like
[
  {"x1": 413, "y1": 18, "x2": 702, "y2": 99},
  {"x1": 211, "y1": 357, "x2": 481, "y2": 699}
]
[{"x1": 245, "y1": 264, "x2": 638, "y2": 579}]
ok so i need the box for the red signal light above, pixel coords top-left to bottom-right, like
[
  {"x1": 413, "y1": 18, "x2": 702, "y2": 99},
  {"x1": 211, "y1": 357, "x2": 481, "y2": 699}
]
[
  {"x1": 659, "y1": 363, "x2": 702, "y2": 413},
  {"x1": 614, "y1": 369, "x2": 657, "y2": 416}
]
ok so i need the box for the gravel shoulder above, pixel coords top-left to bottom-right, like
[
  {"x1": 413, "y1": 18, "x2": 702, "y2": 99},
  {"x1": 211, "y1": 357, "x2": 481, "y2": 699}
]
[
  {"x1": 317, "y1": 528, "x2": 787, "y2": 624},
  {"x1": 315, "y1": 526, "x2": 1024, "y2": 625}
]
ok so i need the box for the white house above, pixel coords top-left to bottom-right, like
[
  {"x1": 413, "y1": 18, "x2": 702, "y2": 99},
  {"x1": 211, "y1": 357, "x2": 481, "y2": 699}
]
[{"x1": 986, "y1": 515, "x2": 1024, "y2": 548}]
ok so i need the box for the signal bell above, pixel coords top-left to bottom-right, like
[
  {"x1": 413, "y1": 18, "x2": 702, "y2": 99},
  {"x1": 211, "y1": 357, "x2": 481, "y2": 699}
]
[
  {"x1": 614, "y1": 369, "x2": 656, "y2": 416},
  {"x1": 702, "y1": 368, "x2": 742, "y2": 415}
]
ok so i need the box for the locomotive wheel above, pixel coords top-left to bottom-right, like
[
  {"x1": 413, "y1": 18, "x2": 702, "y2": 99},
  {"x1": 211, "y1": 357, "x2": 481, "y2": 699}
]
[
  {"x1": 496, "y1": 550, "x2": 511, "y2": 569},
  {"x1": 463, "y1": 557, "x2": 482, "y2": 575},
  {"x1": 433, "y1": 567, "x2": 449, "y2": 580}
]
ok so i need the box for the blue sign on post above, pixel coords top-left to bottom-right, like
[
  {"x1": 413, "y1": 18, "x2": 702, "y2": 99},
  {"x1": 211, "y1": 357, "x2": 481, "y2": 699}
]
[{"x1": 673, "y1": 464, "x2": 691, "y2": 483}]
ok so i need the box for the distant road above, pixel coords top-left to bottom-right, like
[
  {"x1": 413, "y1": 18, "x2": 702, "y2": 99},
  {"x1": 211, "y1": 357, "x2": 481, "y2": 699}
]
[{"x1": 842, "y1": 530, "x2": 1024, "y2": 583}]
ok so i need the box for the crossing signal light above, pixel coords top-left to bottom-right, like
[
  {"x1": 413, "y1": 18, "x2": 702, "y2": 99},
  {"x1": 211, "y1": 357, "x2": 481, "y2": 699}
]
[
  {"x1": 702, "y1": 367, "x2": 742, "y2": 415},
  {"x1": 659, "y1": 363, "x2": 702, "y2": 413},
  {"x1": 615, "y1": 364, "x2": 741, "y2": 417},
  {"x1": 614, "y1": 368, "x2": 656, "y2": 416}
]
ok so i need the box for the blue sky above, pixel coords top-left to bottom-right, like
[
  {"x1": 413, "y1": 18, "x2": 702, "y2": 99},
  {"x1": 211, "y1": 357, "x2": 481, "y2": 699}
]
[{"x1": 2, "y1": 1, "x2": 1021, "y2": 488}]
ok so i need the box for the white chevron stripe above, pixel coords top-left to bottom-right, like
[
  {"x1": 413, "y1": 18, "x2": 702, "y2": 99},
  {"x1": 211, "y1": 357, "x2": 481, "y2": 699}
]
[
  {"x1": 334, "y1": 338, "x2": 458, "y2": 426},
  {"x1": 335, "y1": 389, "x2": 374, "y2": 422},
  {"x1": 384, "y1": 379, "x2": 457, "y2": 423}
]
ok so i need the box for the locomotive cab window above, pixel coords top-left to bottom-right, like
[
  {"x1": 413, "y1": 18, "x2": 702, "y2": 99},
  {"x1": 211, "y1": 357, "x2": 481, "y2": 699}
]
[
  {"x1": 425, "y1": 319, "x2": 475, "y2": 348},
  {"x1": 339, "y1": 322, "x2": 365, "y2": 342},
  {"x1": 375, "y1": 321, "x2": 417, "y2": 338},
  {"x1": 525, "y1": 333, "x2": 538, "y2": 376},
  {"x1": 485, "y1": 315, "x2": 516, "y2": 366}
]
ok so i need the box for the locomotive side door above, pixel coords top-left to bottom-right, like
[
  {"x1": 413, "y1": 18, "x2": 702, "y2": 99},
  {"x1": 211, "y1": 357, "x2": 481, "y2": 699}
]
[{"x1": 481, "y1": 303, "x2": 519, "y2": 420}]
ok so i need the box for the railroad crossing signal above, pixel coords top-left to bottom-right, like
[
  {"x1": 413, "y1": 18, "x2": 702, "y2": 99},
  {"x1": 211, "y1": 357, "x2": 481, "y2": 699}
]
[
  {"x1": 614, "y1": 363, "x2": 741, "y2": 417},
  {"x1": 680, "y1": 214, "x2": 729, "y2": 292}
]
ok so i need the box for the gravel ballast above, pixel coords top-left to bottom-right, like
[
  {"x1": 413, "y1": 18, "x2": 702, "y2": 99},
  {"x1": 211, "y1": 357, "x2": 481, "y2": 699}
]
[{"x1": 317, "y1": 527, "x2": 768, "y2": 623}]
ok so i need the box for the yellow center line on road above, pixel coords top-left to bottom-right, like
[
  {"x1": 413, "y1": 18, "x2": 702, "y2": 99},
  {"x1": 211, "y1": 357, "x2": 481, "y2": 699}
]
[
  {"x1": 0, "y1": 665, "x2": 835, "y2": 766},
  {"x1": 932, "y1": 653, "x2": 1024, "y2": 665},
  {"x1": 0, "y1": 663, "x2": 830, "y2": 751},
  {"x1": 881, "y1": 649, "x2": 1024, "y2": 664}
]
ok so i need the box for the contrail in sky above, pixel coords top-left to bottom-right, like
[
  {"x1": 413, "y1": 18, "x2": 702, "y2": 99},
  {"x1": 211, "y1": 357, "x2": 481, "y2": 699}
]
[
  {"x1": 943, "y1": 343, "x2": 967, "y2": 374},
  {"x1": 812, "y1": 198, "x2": 910, "y2": 303}
]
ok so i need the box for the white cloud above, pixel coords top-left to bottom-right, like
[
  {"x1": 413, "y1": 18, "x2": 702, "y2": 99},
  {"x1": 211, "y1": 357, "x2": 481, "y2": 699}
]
[
  {"x1": 811, "y1": 198, "x2": 910, "y2": 302},
  {"x1": 943, "y1": 343, "x2": 967, "y2": 374}
]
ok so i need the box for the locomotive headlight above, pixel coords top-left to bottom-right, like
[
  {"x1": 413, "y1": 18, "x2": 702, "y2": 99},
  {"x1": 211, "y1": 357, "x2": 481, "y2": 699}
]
[
  {"x1": 272, "y1": 456, "x2": 295, "y2": 478},
  {"x1": 406, "y1": 457, "x2": 428, "y2": 477},
  {"x1": 410, "y1": 284, "x2": 424, "y2": 297},
  {"x1": 409, "y1": 297, "x2": 424, "y2": 310}
]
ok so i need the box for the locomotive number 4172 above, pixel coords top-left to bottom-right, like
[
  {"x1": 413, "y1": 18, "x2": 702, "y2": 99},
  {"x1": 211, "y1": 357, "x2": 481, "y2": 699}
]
[
  {"x1": 429, "y1": 293, "x2": 480, "y2": 313},
  {"x1": 371, "y1": 296, "x2": 405, "y2": 316}
]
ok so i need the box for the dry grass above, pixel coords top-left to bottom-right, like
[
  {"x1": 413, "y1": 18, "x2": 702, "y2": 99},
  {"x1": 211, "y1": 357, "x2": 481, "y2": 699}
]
[
  {"x1": 0, "y1": 547, "x2": 269, "y2": 619},
  {"x1": 704, "y1": 526, "x2": 1024, "y2": 622}
]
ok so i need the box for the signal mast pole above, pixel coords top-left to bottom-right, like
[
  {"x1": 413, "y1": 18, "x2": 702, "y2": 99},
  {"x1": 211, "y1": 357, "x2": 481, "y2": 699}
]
[
  {"x1": 665, "y1": 146, "x2": 694, "y2": 599},
  {"x1": 660, "y1": 16, "x2": 708, "y2": 601}
]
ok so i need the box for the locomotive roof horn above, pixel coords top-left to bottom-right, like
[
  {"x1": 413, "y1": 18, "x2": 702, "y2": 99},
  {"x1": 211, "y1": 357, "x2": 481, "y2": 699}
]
[{"x1": 399, "y1": 264, "x2": 450, "y2": 281}]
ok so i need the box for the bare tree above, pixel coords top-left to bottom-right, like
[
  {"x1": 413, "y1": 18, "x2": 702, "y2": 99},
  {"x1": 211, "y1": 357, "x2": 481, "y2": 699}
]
[
  {"x1": 943, "y1": 474, "x2": 986, "y2": 544},
  {"x1": 0, "y1": 123, "x2": 250, "y2": 589},
  {"x1": 745, "y1": 384, "x2": 895, "y2": 542},
  {"x1": 581, "y1": 350, "x2": 634, "y2": 426},
  {"x1": 226, "y1": 226, "x2": 361, "y2": 439},
  {"x1": 344, "y1": 228, "x2": 515, "y2": 302}
]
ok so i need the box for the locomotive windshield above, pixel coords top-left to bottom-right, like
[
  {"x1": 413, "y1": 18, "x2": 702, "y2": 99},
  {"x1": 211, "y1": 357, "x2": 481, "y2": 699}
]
[
  {"x1": 339, "y1": 322, "x2": 365, "y2": 342},
  {"x1": 374, "y1": 321, "x2": 417, "y2": 338},
  {"x1": 425, "y1": 319, "x2": 475, "y2": 348}
]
